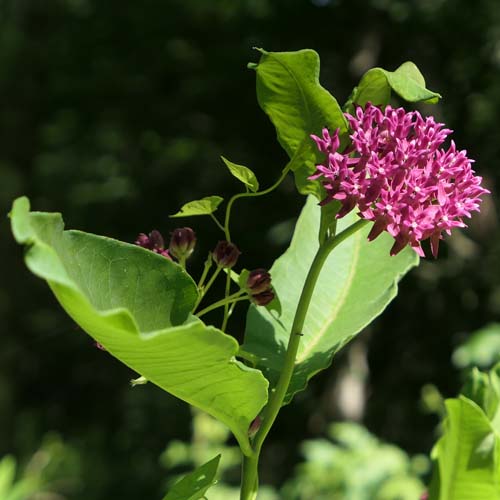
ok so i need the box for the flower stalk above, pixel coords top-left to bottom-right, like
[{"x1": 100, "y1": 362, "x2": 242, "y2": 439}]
[{"x1": 239, "y1": 217, "x2": 368, "y2": 500}]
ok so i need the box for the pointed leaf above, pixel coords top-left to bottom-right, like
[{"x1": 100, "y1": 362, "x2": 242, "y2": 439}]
[
  {"x1": 428, "y1": 397, "x2": 500, "y2": 500},
  {"x1": 162, "y1": 455, "x2": 220, "y2": 500},
  {"x1": 10, "y1": 197, "x2": 268, "y2": 455},
  {"x1": 170, "y1": 196, "x2": 223, "y2": 218},
  {"x1": 251, "y1": 48, "x2": 348, "y2": 198},
  {"x1": 242, "y1": 196, "x2": 418, "y2": 403},
  {"x1": 352, "y1": 61, "x2": 441, "y2": 108},
  {"x1": 221, "y1": 156, "x2": 259, "y2": 192}
]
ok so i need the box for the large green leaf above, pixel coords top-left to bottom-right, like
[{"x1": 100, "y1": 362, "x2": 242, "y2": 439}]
[
  {"x1": 251, "y1": 48, "x2": 348, "y2": 198},
  {"x1": 162, "y1": 455, "x2": 220, "y2": 500},
  {"x1": 10, "y1": 197, "x2": 268, "y2": 455},
  {"x1": 428, "y1": 397, "x2": 500, "y2": 500},
  {"x1": 242, "y1": 196, "x2": 418, "y2": 402},
  {"x1": 350, "y1": 61, "x2": 441, "y2": 108}
]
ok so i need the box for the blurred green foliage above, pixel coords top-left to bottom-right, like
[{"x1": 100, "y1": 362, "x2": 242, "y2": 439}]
[
  {"x1": 0, "y1": 434, "x2": 82, "y2": 500},
  {"x1": 162, "y1": 413, "x2": 426, "y2": 500},
  {"x1": 1, "y1": 0, "x2": 498, "y2": 498}
]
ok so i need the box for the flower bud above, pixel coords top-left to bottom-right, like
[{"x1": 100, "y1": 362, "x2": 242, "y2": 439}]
[
  {"x1": 251, "y1": 289, "x2": 275, "y2": 306},
  {"x1": 213, "y1": 241, "x2": 241, "y2": 269},
  {"x1": 134, "y1": 230, "x2": 172, "y2": 259},
  {"x1": 169, "y1": 227, "x2": 196, "y2": 260},
  {"x1": 246, "y1": 268, "x2": 272, "y2": 295},
  {"x1": 248, "y1": 415, "x2": 262, "y2": 438}
]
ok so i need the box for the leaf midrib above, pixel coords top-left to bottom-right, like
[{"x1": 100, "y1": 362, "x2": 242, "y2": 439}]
[{"x1": 266, "y1": 51, "x2": 314, "y2": 147}]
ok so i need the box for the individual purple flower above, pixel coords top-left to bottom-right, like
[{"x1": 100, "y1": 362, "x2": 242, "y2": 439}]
[
  {"x1": 169, "y1": 227, "x2": 196, "y2": 261},
  {"x1": 134, "y1": 230, "x2": 172, "y2": 259},
  {"x1": 310, "y1": 103, "x2": 489, "y2": 257},
  {"x1": 213, "y1": 241, "x2": 241, "y2": 268}
]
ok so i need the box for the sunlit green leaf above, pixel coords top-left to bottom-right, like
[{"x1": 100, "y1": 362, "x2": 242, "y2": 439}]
[
  {"x1": 0, "y1": 456, "x2": 15, "y2": 499},
  {"x1": 351, "y1": 61, "x2": 441, "y2": 108},
  {"x1": 163, "y1": 455, "x2": 220, "y2": 500},
  {"x1": 221, "y1": 156, "x2": 259, "y2": 192},
  {"x1": 452, "y1": 323, "x2": 500, "y2": 369},
  {"x1": 428, "y1": 396, "x2": 500, "y2": 500},
  {"x1": 170, "y1": 196, "x2": 223, "y2": 218},
  {"x1": 251, "y1": 48, "x2": 348, "y2": 198},
  {"x1": 242, "y1": 196, "x2": 418, "y2": 403},
  {"x1": 10, "y1": 197, "x2": 268, "y2": 455}
]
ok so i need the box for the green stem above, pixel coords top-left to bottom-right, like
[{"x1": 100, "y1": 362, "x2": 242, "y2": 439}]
[
  {"x1": 240, "y1": 455, "x2": 259, "y2": 500},
  {"x1": 193, "y1": 265, "x2": 222, "y2": 311},
  {"x1": 209, "y1": 213, "x2": 226, "y2": 233},
  {"x1": 239, "y1": 217, "x2": 368, "y2": 499},
  {"x1": 224, "y1": 165, "x2": 291, "y2": 242},
  {"x1": 221, "y1": 272, "x2": 232, "y2": 331},
  {"x1": 197, "y1": 292, "x2": 247, "y2": 318},
  {"x1": 197, "y1": 252, "x2": 213, "y2": 290}
]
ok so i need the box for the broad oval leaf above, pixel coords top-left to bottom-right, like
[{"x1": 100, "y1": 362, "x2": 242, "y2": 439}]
[
  {"x1": 351, "y1": 61, "x2": 441, "y2": 108},
  {"x1": 10, "y1": 197, "x2": 268, "y2": 455},
  {"x1": 163, "y1": 455, "x2": 220, "y2": 500},
  {"x1": 251, "y1": 48, "x2": 348, "y2": 198},
  {"x1": 221, "y1": 156, "x2": 259, "y2": 192},
  {"x1": 428, "y1": 397, "x2": 500, "y2": 500},
  {"x1": 170, "y1": 196, "x2": 223, "y2": 218},
  {"x1": 242, "y1": 196, "x2": 418, "y2": 403}
]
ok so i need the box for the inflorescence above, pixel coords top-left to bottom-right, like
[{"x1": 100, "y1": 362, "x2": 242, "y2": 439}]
[{"x1": 311, "y1": 103, "x2": 489, "y2": 257}]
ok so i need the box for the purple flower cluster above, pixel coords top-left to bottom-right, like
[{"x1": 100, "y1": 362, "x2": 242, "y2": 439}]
[
  {"x1": 135, "y1": 230, "x2": 172, "y2": 259},
  {"x1": 311, "y1": 103, "x2": 489, "y2": 257}
]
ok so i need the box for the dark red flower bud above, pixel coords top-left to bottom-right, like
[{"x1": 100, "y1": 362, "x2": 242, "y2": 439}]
[
  {"x1": 135, "y1": 233, "x2": 150, "y2": 248},
  {"x1": 134, "y1": 230, "x2": 172, "y2": 260},
  {"x1": 169, "y1": 227, "x2": 196, "y2": 260},
  {"x1": 251, "y1": 289, "x2": 275, "y2": 306},
  {"x1": 248, "y1": 415, "x2": 262, "y2": 438},
  {"x1": 246, "y1": 268, "x2": 272, "y2": 294},
  {"x1": 213, "y1": 241, "x2": 241, "y2": 269}
]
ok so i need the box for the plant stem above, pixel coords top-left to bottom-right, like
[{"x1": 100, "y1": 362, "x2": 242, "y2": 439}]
[
  {"x1": 221, "y1": 272, "x2": 232, "y2": 331},
  {"x1": 209, "y1": 213, "x2": 226, "y2": 233},
  {"x1": 239, "y1": 217, "x2": 368, "y2": 500},
  {"x1": 192, "y1": 265, "x2": 222, "y2": 311},
  {"x1": 224, "y1": 165, "x2": 291, "y2": 242},
  {"x1": 197, "y1": 252, "x2": 213, "y2": 289},
  {"x1": 197, "y1": 292, "x2": 247, "y2": 318}
]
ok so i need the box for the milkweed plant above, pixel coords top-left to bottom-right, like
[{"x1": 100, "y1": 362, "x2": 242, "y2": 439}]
[{"x1": 9, "y1": 49, "x2": 492, "y2": 500}]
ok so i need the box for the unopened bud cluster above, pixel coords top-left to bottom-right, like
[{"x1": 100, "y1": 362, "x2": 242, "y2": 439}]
[
  {"x1": 135, "y1": 230, "x2": 172, "y2": 259},
  {"x1": 135, "y1": 227, "x2": 197, "y2": 264},
  {"x1": 246, "y1": 268, "x2": 274, "y2": 306}
]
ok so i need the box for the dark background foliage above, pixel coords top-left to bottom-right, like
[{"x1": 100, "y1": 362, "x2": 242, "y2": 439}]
[{"x1": 0, "y1": 0, "x2": 498, "y2": 498}]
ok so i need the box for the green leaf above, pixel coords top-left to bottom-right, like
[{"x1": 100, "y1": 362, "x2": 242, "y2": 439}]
[
  {"x1": 10, "y1": 197, "x2": 268, "y2": 455},
  {"x1": 462, "y1": 364, "x2": 500, "y2": 434},
  {"x1": 0, "y1": 456, "x2": 16, "y2": 499},
  {"x1": 170, "y1": 196, "x2": 223, "y2": 218},
  {"x1": 352, "y1": 61, "x2": 442, "y2": 108},
  {"x1": 251, "y1": 48, "x2": 348, "y2": 198},
  {"x1": 221, "y1": 156, "x2": 259, "y2": 192},
  {"x1": 428, "y1": 397, "x2": 500, "y2": 500},
  {"x1": 242, "y1": 196, "x2": 418, "y2": 403},
  {"x1": 162, "y1": 455, "x2": 220, "y2": 500},
  {"x1": 452, "y1": 323, "x2": 500, "y2": 369}
]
